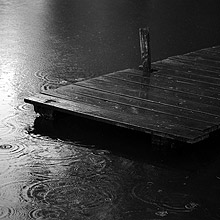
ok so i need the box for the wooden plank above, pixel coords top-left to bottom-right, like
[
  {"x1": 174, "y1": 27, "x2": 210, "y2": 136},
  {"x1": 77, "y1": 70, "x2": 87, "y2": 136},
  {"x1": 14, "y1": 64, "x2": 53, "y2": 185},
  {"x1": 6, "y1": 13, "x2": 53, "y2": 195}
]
[
  {"x1": 25, "y1": 93, "x2": 208, "y2": 143},
  {"x1": 169, "y1": 56, "x2": 220, "y2": 72},
  {"x1": 107, "y1": 70, "x2": 220, "y2": 99},
  {"x1": 85, "y1": 75, "x2": 220, "y2": 108},
  {"x1": 151, "y1": 64, "x2": 220, "y2": 87},
  {"x1": 45, "y1": 84, "x2": 220, "y2": 124},
  {"x1": 204, "y1": 46, "x2": 220, "y2": 53},
  {"x1": 77, "y1": 77, "x2": 220, "y2": 116},
  {"x1": 172, "y1": 54, "x2": 220, "y2": 69},
  {"x1": 43, "y1": 86, "x2": 217, "y2": 132},
  {"x1": 199, "y1": 49, "x2": 220, "y2": 58},
  {"x1": 152, "y1": 60, "x2": 220, "y2": 80},
  {"x1": 122, "y1": 68, "x2": 220, "y2": 91},
  {"x1": 187, "y1": 50, "x2": 220, "y2": 62}
]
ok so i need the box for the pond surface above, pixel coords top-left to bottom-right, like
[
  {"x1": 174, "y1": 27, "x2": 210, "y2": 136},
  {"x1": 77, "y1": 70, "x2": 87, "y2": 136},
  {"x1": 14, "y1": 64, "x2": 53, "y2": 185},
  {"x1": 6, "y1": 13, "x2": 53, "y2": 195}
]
[{"x1": 1, "y1": 0, "x2": 220, "y2": 219}]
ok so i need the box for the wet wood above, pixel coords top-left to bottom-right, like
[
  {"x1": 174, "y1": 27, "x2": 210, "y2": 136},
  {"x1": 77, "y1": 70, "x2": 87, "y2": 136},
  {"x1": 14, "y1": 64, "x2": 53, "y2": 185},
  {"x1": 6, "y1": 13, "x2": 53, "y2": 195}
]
[
  {"x1": 78, "y1": 77, "x2": 220, "y2": 114},
  {"x1": 106, "y1": 70, "x2": 220, "y2": 99},
  {"x1": 44, "y1": 84, "x2": 220, "y2": 124},
  {"x1": 24, "y1": 45, "x2": 220, "y2": 144},
  {"x1": 43, "y1": 86, "x2": 217, "y2": 133},
  {"x1": 139, "y1": 28, "x2": 151, "y2": 74},
  {"x1": 171, "y1": 54, "x2": 220, "y2": 69},
  {"x1": 186, "y1": 50, "x2": 220, "y2": 62},
  {"x1": 169, "y1": 56, "x2": 220, "y2": 72},
  {"x1": 25, "y1": 93, "x2": 207, "y2": 143},
  {"x1": 204, "y1": 46, "x2": 220, "y2": 53},
  {"x1": 153, "y1": 60, "x2": 220, "y2": 80},
  {"x1": 123, "y1": 68, "x2": 220, "y2": 91}
]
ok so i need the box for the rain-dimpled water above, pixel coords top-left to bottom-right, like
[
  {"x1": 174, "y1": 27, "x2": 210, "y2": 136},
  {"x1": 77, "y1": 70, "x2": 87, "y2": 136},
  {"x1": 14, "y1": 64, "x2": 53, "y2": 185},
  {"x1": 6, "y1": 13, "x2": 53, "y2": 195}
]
[{"x1": 1, "y1": 0, "x2": 220, "y2": 219}]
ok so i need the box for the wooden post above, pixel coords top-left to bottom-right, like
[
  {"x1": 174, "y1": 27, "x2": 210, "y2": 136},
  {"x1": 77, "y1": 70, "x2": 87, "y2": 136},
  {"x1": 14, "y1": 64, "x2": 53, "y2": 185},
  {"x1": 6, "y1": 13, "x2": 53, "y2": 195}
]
[{"x1": 139, "y1": 27, "x2": 151, "y2": 75}]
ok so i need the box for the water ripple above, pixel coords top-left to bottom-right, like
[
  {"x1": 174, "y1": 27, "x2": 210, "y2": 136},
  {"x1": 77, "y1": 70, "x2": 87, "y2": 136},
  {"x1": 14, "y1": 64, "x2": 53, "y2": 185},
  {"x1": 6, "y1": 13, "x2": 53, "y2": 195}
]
[
  {"x1": 0, "y1": 204, "x2": 29, "y2": 220},
  {"x1": 0, "y1": 205, "x2": 26, "y2": 220},
  {"x1": 0, "y1": 161, "x2": 11, "y2": 176},
  {"x1": 41, "y1": 82, "x2": 58, "y2": 91},
  {"x1": 28, "y1": 206, "x2": 66, "y2": 220},
  {"x1": 29, "y1": 140, "x2": 109, "y2": 169},
  {"x1": 35, "y1": 69, "x2": 68, "y2": 85},
  {"x1": 30, "y1": 143, "x2": 83, "y2": 163},
  {"x1": 0, "y1": 110, "x2": 31, "y2": 141},
  {"x1": 67, "y1": 154, "x2": 107, "y2": 177},
  {"x1": 132, "y1": 182, "x2": 199, "y2": 214},
  {"x1": 0, "y1": 206, "x2": 12, "y2": 219},
  {"x1": 0, "y1": 181, "x2": 26, "y2": 203},
  {"x1": 0, "y1": 116, "x2": 17, "y2": 140},
  {"x1": 45, "y1": 183, "x2": 113, "y2": 210},
  {"x1": 27, "y1": 183, "x2": 51, "y2": 204},
  {"x1": 26, "y1": 148, "x2": 109, "y2": 181},
  {"x1": 0, "y1": 181, "x2": 33, "y2": 219},
  {"x1": 0, "y1": 142, "x2": 26, "y2": 161},
  {"x1": 34, "y1": 68, "x2": 69, "y2": 92},
  {"x1": 16, "y1": 102, "x2": 33, "y2": 112},
  {"x1": 21, "y1": 174, "x2": 120, "y2": 215}
]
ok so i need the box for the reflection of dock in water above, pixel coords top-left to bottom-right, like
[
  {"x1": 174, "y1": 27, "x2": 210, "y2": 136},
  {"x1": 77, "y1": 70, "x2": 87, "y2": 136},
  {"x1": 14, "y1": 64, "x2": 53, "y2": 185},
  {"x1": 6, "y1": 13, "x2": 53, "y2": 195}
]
[{"x1": 25, "y1": 45, "x2": 220, "y2": 144}]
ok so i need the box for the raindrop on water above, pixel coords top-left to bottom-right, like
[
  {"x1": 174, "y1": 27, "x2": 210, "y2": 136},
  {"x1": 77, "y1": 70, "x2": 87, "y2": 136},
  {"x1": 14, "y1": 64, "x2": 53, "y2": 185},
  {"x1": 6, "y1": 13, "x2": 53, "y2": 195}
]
[
  {"x1": 0, "y1": 143, "x2": 26, "y2": 160},
  {"x1": 185, "y1": 202, "x2": 199, "y2": 210},
  {"x1": 0, "y1": 144, "x2": 12, "y2": 150},
  {"x1": 0, "y1": 206, "x2": 11, "y2": 219},
  {"x1": 155, "y1": 210, "x2": 169, "y2": 217},
  {"x1": 29, "y1": 207, "x2": 66, "y2": 220}
]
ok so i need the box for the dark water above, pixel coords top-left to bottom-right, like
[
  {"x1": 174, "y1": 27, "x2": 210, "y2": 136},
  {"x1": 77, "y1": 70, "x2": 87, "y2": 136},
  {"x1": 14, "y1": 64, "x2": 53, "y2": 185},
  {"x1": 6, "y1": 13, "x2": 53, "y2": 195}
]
[{"x1": 1, "y1": 0, "x2": 220, "y2": 219}]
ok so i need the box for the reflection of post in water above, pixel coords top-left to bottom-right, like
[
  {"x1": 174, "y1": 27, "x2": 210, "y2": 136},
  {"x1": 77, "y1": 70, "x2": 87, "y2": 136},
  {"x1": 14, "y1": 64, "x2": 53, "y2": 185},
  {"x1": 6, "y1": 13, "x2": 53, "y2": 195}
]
[{"x1": 139, "y1": 27, "x2": 152, "y2": 75}]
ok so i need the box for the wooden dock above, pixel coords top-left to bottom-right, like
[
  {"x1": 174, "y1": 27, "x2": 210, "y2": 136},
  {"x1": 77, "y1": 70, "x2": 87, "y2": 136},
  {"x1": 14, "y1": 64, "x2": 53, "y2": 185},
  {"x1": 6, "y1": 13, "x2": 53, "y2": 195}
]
[{"x1": 24, "y1": 45, "x2": 220, "y2": 144}]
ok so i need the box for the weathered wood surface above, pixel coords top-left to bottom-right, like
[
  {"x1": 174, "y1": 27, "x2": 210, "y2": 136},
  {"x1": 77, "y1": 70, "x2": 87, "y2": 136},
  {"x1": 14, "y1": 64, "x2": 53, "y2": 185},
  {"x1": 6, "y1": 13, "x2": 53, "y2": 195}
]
[
  {"x1": 24, "y1": 45, "x2": 220, "y2": 144},
  {"x1": 139, "y1": 28, "x2": 151, "y2": 74},
  {"x1": 26, "y1": 93, "x2": 207, "y2": 143}
]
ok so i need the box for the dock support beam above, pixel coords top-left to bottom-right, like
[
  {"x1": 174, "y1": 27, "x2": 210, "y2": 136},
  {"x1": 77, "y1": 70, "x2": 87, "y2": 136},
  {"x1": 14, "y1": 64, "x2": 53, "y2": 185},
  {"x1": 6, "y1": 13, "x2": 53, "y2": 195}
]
[{"x1": 139, "y1": 27, "x2": 152, "y2": 75}]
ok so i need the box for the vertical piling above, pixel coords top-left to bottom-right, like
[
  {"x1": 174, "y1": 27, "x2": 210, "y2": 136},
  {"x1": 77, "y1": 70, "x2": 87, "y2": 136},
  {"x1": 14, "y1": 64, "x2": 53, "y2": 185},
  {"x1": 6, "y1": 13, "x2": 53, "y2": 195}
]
[{"x1": 139, "y1": 27, "x2": 151, "y2": 75}]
